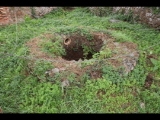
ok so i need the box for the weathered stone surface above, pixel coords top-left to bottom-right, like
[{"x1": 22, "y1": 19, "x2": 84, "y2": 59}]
[
  {"x1": 1, "y1": 7, "x2": 160, "y2": 30},
  {"x1": 9, "y1": 7, "x2": 32, "y2": 23},
  {"x1": 0, "y1": 7, "x2": 11, "y2": 25},
  {"x1": 112, "y1": 7, "x2": 160, "y2": 29},
  {"x1": 89, "y1": 7, "x2": 160, "y2": 30},
  {"x1": 0, "y1": 7, "x2": 57, "y2": 26},
  {"x1": 0, "y1": 7, "x2": 31, "y2": 26},
  {"x1": 31, "y1": 7, "x2": 57, "y2": 18}
]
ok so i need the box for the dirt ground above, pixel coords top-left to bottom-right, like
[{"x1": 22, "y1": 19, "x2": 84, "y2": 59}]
[
  {"x1": 26, "y1": 31, "x2": 139, "y2": 81},
  {"x1": 62, "y1": 32, "x2": 104, "y2": 61}
]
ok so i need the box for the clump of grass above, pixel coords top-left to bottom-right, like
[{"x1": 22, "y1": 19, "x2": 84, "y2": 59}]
[{"x1": 40, "y1": 35, "x2": 66, "y2": 57}]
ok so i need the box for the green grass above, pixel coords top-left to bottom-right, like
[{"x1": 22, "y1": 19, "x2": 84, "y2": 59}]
[{"x1": 0, "y1": 7, "x2": 160, "y2": 113}]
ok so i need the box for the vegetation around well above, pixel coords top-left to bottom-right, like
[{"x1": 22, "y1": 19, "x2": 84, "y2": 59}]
[{"x1": 0, "y1": 7, "x2": 160, "y2": 113}]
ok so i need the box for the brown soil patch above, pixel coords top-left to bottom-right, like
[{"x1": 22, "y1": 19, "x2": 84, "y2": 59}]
[
  {"x1": 62, "y1": 33, "x2": 103, "y2": 61},
  {"x1": 63, "y1": 7, "x2": 76, "y2": 11},
  {"x1": 26, "y1": 31, "x2": 139, "y2": 81},
  {"x1": 106, "y1": 39, "x2": 139, "y2": 74},
  {"x1": 90, "y1": 69, "x2": 102, "y2": 79},
  {"x1": 144, "y1": 73, "x2": 154, "y2": 89},
  {"x1": 97, "y1": 89, "x2": 106, "y2": 100},
  {"x1": 0, "y1": 108, "x2": 3, "y2": 113}
]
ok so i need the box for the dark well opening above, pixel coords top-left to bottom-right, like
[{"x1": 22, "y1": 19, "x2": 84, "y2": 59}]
[{"x1": 62, "y1": 33, "x2": 103, "y2": 61}]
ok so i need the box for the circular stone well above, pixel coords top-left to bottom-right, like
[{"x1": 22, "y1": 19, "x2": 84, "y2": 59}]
[
  {"x1": 26, "y1": 31, "x2": 139, "y2": 77},
  {"x1": 61, "y1": 33, "x2": 104, "y2": 61}
]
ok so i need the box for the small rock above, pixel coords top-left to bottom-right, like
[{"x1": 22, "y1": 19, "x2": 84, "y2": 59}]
[
  {"x1": 45, "y1": 71, "x2": 49, "y2": 74},
  {"x1": 59, "y1": 67, "x2": 66, "y2": 71},
  {"x1": 103, "y1": 40, "x2": 107, "y2": 45},
  {"x1": 45, "y1": 70, "x2": 54, "y2": 77},
  {"x1": 71, "y1": 60, "x2": 76, "y2": 62},
  {"x1": 51, "y1": 68, "x2": 59, "y2": 73},
  {"x1": 129, "y1": 53, "x2": 135, "y2": 57},
  {"x1": 109, "y1": 19, "x2": 121, "y2": 23},
  {"x1": 78, "y1": 58, "x2": 82, "y2": 62},
  {"x1": 61, "y1": 79, "x2": 70, "y2": 87},
  {"x1": 124, "y1": 47, "x2": 128, "y2": 51},
  {"x1": 113, "y1": 42, "x2": 119, "y2": 46},
  {"x1": 140, "y1": 102, "x2": 145, "y2": 109},
  {"x1": 123, "y1": 57, "x2": 136, "y2": 74},
  {"x1": 65, "y1": 64, "x2": 69, "y2": 67}
]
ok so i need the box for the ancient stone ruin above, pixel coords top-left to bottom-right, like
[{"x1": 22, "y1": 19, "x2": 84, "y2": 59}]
[
  {"x1": 1, "y1": 7, "x2": 160, "y2": 30},
  {"x1": 89, "y1": 7, "x2": 160, "y2": 30},
  {"x1": 0, "y1": 7, "x2": 57, "y2": 26}
]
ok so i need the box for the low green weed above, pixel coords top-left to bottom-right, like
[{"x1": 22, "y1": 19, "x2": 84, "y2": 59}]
[
  {"x1": 41, "y1": 37, "x2": 66, "y2": 57},
  {"x1": 32, "y1": 60, "x2": 53, "y2": 81}
]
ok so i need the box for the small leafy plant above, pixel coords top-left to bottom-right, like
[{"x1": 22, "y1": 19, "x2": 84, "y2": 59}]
[
  {"x1": 32, "y1": 60, "x2": 53, "y2": 81},
  {"x1": 93, "y1": 48, "x2": 112, "y2": 59},
  {"x1": 41, "y1": 36, "x2": 66, "y2": 57},
  {"x1": 150, "y1": 58, "x2": 160, "y2": 72},
  {"x1": 81, "y1": 44, "x2": 95, "y2": 59}
]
